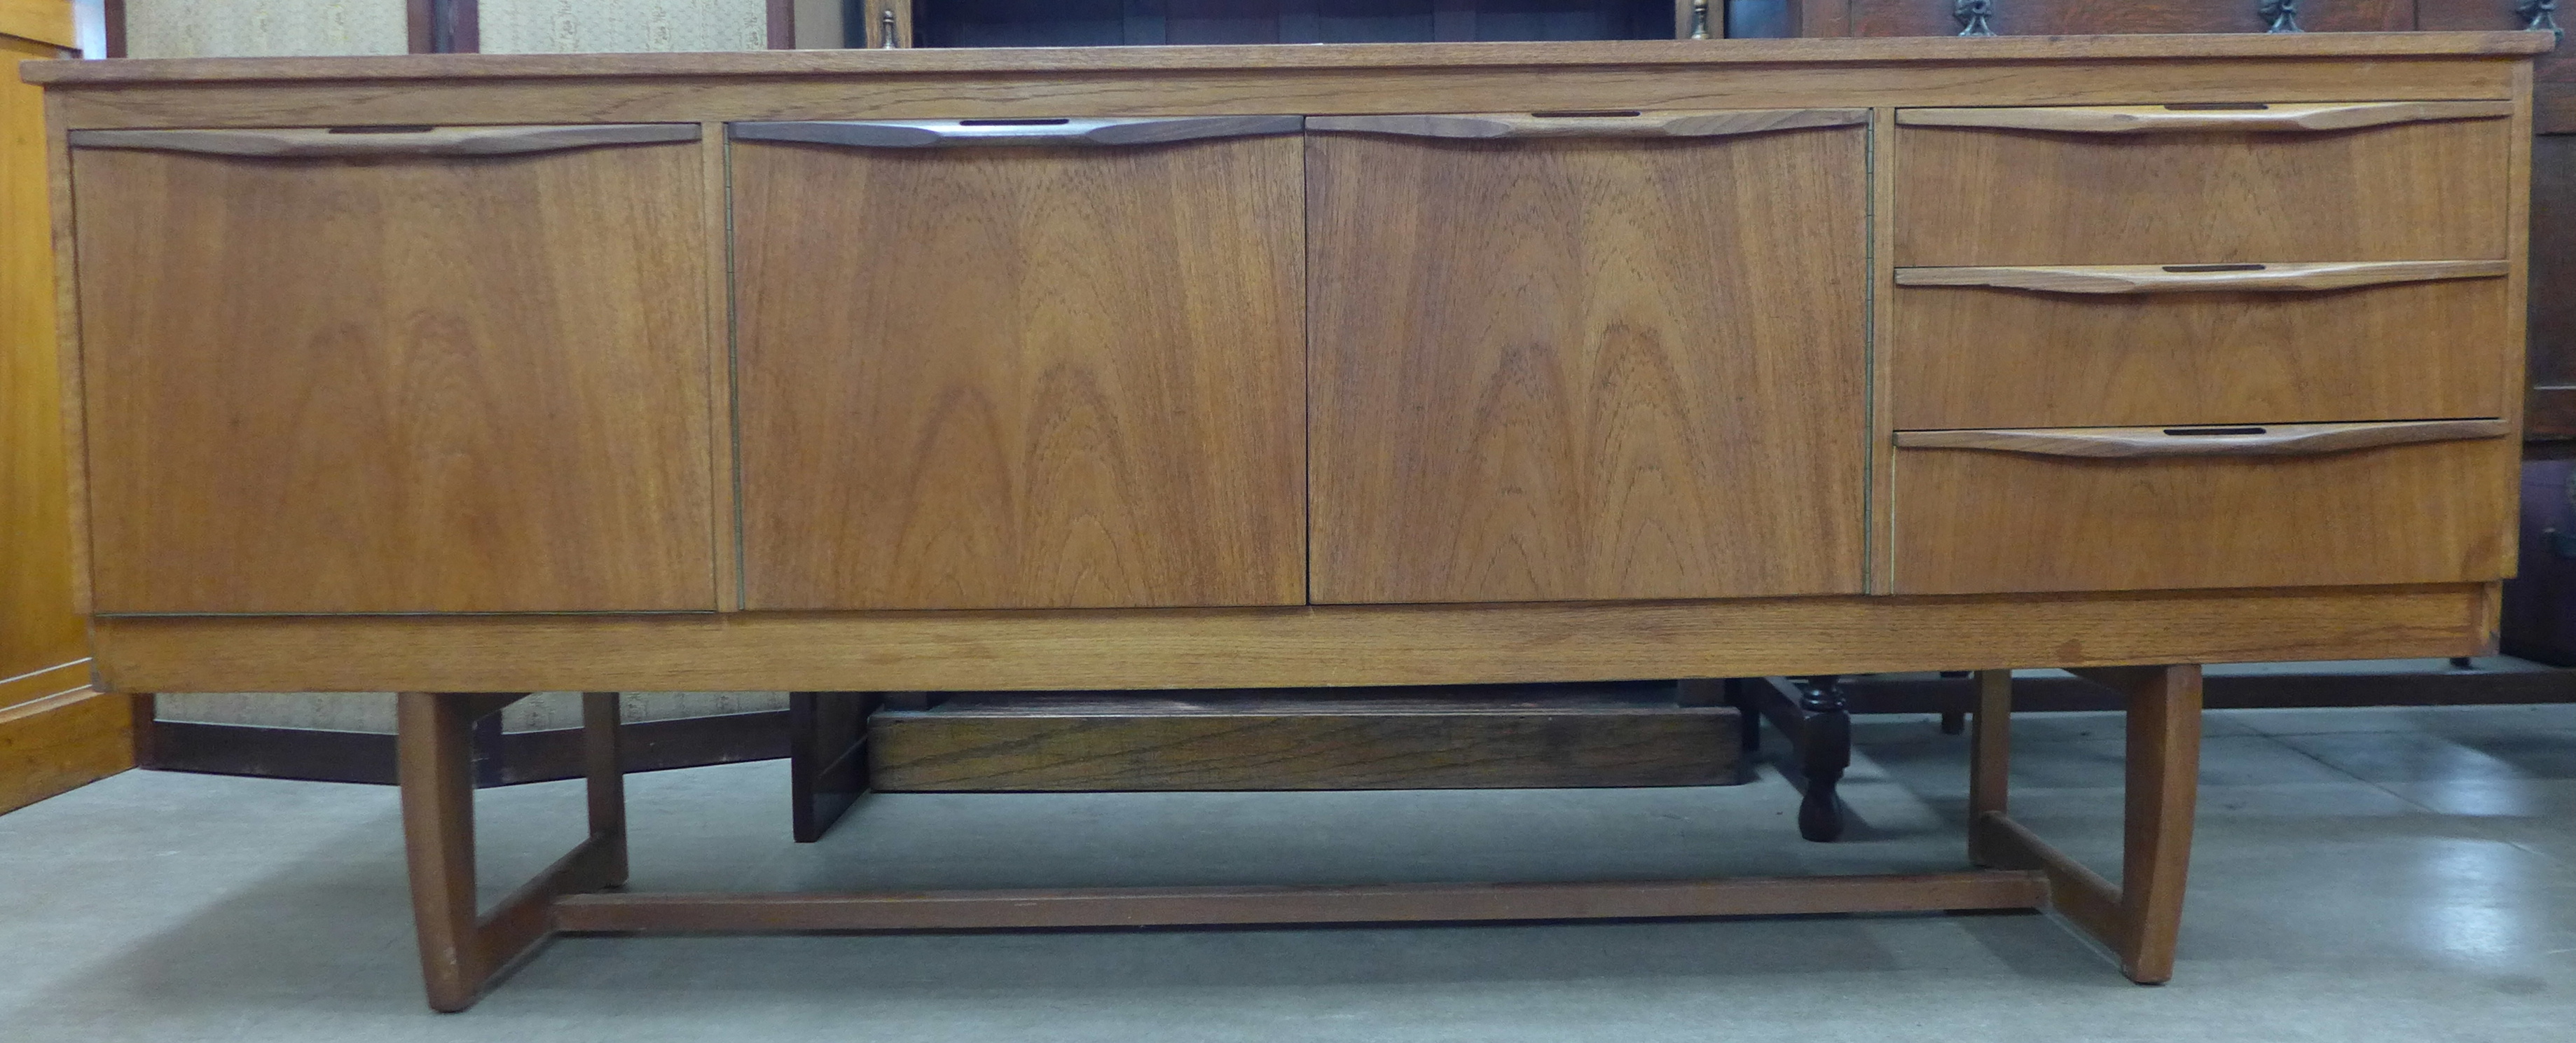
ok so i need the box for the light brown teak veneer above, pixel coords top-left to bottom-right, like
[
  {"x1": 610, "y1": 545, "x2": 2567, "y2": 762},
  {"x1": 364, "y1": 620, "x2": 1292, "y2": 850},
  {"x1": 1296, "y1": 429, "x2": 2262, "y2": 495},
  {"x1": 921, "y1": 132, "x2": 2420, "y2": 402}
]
[
  {"x1": 73, "y1": 130, "x2": 718, "y2": 612},
  {"x1": 1892, "y1": 431, "x2": 2516, "y2": 594},
  {"x1": 1894, "y1": 104, "x2": 2513, "y2": 265},
  {"x1": 1888, "y1": 275, "x2": 2511, "y2": 429},
  {"x1": 1309, "y1": 118, "x2": 1866, "y2": 603},
  {"x1": 21, "y1": 33, "x2": 2546, "y2": 1007},
  {"x1": 731, "y1": 127, "x2": 1304, "y2": 610}
]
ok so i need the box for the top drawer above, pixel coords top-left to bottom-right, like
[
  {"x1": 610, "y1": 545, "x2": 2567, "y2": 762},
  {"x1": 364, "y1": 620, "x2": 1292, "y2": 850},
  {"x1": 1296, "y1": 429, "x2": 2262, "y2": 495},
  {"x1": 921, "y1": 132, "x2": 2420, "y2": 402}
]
[{"x1": 1893, "y1": 102, "x2": 2512, "y2": 266}]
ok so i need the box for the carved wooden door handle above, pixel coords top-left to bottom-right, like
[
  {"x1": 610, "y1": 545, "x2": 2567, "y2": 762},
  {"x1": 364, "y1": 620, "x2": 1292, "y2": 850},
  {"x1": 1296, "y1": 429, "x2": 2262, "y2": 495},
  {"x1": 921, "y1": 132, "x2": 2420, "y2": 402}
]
[
  {"x1": 731, "y1": 116, "x2": 1305, "y2": 148},
  {"x1": 68, "y1": 124, "x2": 701, "y2": 157},
  {"x1": 1307, "y1": 108, "x2": 1868, "y2": 139},
  {"x1": 1896, "y1": 419, "x2": 2510, "y2": 458}
]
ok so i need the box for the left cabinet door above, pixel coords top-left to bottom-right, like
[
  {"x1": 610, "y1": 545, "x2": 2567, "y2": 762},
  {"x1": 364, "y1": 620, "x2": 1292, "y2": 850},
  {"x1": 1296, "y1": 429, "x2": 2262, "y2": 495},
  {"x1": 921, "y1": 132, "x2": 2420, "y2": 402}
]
[
  {"x1": 72, "y1": 125, "x2": 720, "y2": 614},
  {"x1": 730, "y1": 118, "x2": 1307, "y2": 610}
]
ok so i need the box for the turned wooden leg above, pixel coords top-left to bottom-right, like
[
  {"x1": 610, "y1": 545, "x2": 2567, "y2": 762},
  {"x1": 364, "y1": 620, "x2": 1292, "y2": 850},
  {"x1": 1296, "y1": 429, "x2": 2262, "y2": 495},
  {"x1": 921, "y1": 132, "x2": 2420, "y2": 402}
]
[
  {"x1": 397, "y1": 691, "x2": 629, "y2": 1012},
  {"x1": 1793, "y1": 677, "x2": 1852, "y2": 842},
  {"x1": 1737, "y1": 676, "x2": 1851, "y2": 841},
  {"x1": 1969, "y1": 664, "x2": 2203, "y2": 984}
]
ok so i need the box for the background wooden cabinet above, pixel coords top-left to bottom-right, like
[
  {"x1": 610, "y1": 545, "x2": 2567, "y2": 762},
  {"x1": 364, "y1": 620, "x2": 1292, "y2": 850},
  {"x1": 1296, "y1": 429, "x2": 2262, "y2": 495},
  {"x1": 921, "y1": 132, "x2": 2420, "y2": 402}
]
[
  {"x1": 731, "y1": 122, "x2": 1307, "y2": 610},
  {"x1": 73, "y1": 127, "x2": 719, "y2": 614},
  {"x1": 1307, "y1": 115, "x2": 1869, "y2": 604}
]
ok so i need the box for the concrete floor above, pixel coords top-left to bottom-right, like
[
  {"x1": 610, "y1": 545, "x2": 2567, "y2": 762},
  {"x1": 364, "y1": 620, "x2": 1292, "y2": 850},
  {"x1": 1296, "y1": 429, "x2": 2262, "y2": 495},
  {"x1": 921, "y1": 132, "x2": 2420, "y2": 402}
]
[{"x1": 6, "y1": 700, "x2": 2576, "y2": 1041}]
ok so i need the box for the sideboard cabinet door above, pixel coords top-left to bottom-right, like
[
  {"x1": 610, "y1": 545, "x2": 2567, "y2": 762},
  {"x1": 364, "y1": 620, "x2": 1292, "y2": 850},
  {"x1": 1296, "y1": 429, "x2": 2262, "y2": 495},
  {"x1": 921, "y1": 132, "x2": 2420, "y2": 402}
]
[
  {"x1": 731, "y1": 118, "x2": 1307, "y2": 610},
  {"x1": 71, "y1": 125, "x2": 719, "y2": 614},
  {"x1": 1307, "y1": 111, "x2": 1870, "y2": 604}
]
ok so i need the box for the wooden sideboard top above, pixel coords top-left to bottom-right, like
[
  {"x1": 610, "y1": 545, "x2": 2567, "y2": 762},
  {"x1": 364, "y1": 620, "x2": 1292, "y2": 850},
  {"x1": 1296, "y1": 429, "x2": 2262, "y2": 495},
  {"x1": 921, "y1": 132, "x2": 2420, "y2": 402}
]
[{"x1": 20, "y1": 32, "x2": 2554, "y2": 86}]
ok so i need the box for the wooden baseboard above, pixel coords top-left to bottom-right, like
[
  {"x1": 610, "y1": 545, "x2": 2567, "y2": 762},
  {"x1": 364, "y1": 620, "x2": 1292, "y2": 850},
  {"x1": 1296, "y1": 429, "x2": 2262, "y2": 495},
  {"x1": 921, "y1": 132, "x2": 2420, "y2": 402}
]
[
  {"x1": 1840, "y1": 667, "x2": 2576, "y2": 715},
  {"x1": 0, "y1": 687, "x2": 136, "y2": 813},
  {"x1": 147, "y1": 710, "x2": 789, "y2": 787},
  {"x1": 869, "y1": 685, "x2": 1742, "y2": 792}
]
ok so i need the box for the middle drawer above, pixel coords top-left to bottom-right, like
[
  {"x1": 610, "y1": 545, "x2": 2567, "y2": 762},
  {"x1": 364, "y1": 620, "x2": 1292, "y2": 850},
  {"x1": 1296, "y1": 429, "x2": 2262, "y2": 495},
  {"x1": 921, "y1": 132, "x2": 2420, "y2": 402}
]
[{"x1": 1887, "y1": 261, "x2": 2510, "y2": 429}]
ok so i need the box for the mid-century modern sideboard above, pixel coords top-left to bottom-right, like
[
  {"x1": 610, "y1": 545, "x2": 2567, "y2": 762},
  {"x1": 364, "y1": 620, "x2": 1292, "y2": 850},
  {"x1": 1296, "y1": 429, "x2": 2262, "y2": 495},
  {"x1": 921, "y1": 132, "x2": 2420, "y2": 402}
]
[{"x1": 24, "y1": 30, "x2": 2547, "y2": 1010}]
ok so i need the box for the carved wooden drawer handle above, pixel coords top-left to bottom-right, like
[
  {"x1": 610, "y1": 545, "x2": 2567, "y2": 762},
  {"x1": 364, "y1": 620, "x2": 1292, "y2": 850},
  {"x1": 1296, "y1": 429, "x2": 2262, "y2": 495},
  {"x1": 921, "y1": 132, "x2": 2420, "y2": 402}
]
[
  {"x1": 1894, "y1": 260, "x2": 2509, "y2": 294},
  {"x1": 67, "y1": 124, "x2": 701, "y2": 157},
  {"x1": 731, "y1": 116, "x2": 1305, "y2": 148},
  {"x1": 1897, "y1": 101, "x2": 2512, "y2": 134},
  {"x1": 1896, "y1": 419, "x2": 2510, "y2": 459},
  {"x1": 1307, "y1": 108, "x2": 1868, "y2": 139}
]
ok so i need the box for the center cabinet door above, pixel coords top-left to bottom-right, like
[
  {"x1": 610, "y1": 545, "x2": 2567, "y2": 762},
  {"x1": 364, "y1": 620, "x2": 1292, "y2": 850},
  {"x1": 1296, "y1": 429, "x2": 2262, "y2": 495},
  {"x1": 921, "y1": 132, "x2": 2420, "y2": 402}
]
[
  {"x1": 731, "y1": 118, "x2": 1307, "y2": 610},
  {"x1": 1307, "y1": 111, "x2": 1871, "y2": 604}
]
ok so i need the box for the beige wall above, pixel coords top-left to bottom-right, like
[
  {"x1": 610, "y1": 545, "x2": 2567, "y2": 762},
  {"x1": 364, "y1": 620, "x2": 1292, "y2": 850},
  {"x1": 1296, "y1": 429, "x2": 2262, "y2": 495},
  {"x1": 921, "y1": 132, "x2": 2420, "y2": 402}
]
[
  {"x1": 125, "y1": 0, "x2": 406, "y2": 57},
  {"x1": 479, "y1": 0, "x2": 766, "y2": 53}
]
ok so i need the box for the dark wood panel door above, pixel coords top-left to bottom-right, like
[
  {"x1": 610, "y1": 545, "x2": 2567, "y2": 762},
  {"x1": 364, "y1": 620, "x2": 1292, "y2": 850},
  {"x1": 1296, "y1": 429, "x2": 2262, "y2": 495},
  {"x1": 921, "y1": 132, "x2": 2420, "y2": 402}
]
[
  {"x1": 1309, "y1": 112, "x2": 1868, "y2": 604},
  {"x1": 731, "y1": 119, "x2": 1306, "y2": 610},
  {"x1": 73, "y1": 126, "x2": 719, "y2": 614}
]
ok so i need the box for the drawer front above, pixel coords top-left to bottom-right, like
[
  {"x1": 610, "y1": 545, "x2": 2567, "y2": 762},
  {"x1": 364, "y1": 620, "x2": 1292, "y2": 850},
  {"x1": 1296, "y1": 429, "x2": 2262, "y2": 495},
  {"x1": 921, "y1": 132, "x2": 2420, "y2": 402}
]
[
  {"x1": 1891, "y1": 422, "x2": 2515, "y2": 595},
  {"x1": 731, "y1": 119, "x2": 1307, "y2": 611},
  {"x1": 1894, "y1": 102, "x2": 2512, "y2": 266},
  {"x1": 71, "y1": 125, "x2": 719, "y2": 614},
  {"x1": 1307, "y1": 109, "x2": 1870, "y2": 604},
  {"x1": 1889, "y1": 262, "x2": 2511, "y2": 429}
]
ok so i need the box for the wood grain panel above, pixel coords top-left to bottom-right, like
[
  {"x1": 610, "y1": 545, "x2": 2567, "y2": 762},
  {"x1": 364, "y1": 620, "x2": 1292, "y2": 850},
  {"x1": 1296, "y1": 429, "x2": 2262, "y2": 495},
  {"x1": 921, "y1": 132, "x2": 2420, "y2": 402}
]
[
  {"x1": 22, "y1": 34, "x2": 2550, "y2": 85},
  {"x1": 1889, "y1": 278, "x2": 2513, "y2": 429},
  {"x1": 0, "y1": 689, "x2": 132, "y2": 814},
  {"x1": 1310, "y1": 125, "x2": 1866, "y2": 603},
  {"x1": 1847, "y1": 0, "x2": 2411, "y2": 36},
  {"x1": 86, "y1": 584, "x2": 2497, "y2": 693},
  {"x1": 74, "y1": 138, "x2": 717, "y2": 612},
  {"x1": 732, "y1": 136, "x2": 1304, "y2": 609},
  {"x1": 2, "y1": 33, "x2": 84, "y2": 687},
  {"x1": 869, "y1": 689, "x2": 1739, "y2": 791},
  {"x1": 1892, "y1": 439, "x2": 2517, "y2": 594},
  {"x1": 36, "y1": 57, "x2": 2523, "y2": 132},
  {"x1": 1894, "y1": 116, "x2": 2512, "y2": 265}
]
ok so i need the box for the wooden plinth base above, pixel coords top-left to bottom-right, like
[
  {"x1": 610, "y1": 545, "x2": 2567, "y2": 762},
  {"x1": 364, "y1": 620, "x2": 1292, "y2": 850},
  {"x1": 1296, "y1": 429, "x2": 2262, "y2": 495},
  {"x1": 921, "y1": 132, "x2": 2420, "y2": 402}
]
[
  {"x1": 397, "y1": 664, "x2": 2205, "y2": 1011},
  {"x1": 865, "y1": 684, "x2": 1741, "y2": 794}
]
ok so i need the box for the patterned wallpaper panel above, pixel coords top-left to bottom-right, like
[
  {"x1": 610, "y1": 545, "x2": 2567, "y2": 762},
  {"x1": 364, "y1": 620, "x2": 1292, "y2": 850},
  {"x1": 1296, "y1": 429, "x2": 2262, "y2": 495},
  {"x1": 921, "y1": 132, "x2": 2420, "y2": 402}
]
[
  {"x1": 126, "y1": 0, "x2": 405, "y2": 57},
  {"x1": 481, "y1": 0, "x2": 766, "y2": 53}
]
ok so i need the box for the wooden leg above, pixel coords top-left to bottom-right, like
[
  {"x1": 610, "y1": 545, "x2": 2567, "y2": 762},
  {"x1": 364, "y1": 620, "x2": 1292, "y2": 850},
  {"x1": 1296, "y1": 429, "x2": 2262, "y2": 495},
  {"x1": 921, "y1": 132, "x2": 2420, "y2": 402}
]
[
  {"x1": 397, "y1": 691, "x2": 628, "y2": 1012},
  {"x1": 581, "y1": 692, "x2": 628, "y2": 886},
  {"x1": 2112, "y1": 663, "x2": 2201, "y2": 984},
  {"x1": 1971, "y1": 664, "x2": 2203, "y2": 984},
  {"x1": 1967, "y1": 668, "x2": 2011, "y2": 866},
  {"x1": 1740, "y1": 676, "x2": 1850, "y2": 841},
  {"x1": 397, "y1": 692, "x2": 482, "y2": 1012},
  {"x1": 789, "y1": 691, "x2": 875, "y2": 843}
]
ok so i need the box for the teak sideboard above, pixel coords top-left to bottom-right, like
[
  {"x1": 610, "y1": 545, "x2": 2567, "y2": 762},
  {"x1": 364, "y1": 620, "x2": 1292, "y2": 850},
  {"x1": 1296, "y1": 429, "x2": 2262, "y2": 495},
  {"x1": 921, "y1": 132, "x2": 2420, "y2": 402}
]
[{"x1": 24, "y1": 32, "x2": 2548, "y2": 1010}]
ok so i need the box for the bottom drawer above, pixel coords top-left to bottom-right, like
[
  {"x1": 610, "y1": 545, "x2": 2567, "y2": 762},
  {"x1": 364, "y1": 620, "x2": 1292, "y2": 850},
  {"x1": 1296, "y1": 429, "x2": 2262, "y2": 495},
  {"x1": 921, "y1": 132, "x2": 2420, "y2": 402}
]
[{"x1": 1891, "y1": 420, "x2": 2516, "y2": 595}]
